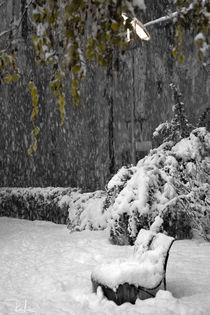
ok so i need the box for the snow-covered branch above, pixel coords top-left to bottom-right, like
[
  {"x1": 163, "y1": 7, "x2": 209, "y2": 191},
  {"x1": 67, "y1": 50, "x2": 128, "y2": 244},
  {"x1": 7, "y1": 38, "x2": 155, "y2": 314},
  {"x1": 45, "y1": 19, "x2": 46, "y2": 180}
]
[
  {"x1": 105, "y1": 126, "x2": 210, "y2": 244},
  {"x1": 159, "y1": 192, "x2": 191, "y2": 215},
  {"x1": 144, "y1": 12, "x2": 178, "y2": 27}
]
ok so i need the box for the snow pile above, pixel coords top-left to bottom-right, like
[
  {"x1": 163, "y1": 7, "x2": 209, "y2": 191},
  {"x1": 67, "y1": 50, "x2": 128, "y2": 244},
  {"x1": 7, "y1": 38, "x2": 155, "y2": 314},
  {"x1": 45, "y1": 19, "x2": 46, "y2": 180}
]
[
  {"x1": 0, "y1": 217, "x2": 209, "y2": 315},
  {"x1": 105, "y1": 128, "x2": 210, "y2": 245},
  {"x1": 67, "y1": 190, "x2": 107, "y2": 231}
]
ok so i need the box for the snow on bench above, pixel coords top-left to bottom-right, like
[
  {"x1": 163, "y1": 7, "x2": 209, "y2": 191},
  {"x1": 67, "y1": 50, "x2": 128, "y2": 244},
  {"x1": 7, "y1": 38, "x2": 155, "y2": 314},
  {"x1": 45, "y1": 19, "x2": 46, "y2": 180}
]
[{"x1": 91, "y1": 226, "x2": 174, "y2": 305}]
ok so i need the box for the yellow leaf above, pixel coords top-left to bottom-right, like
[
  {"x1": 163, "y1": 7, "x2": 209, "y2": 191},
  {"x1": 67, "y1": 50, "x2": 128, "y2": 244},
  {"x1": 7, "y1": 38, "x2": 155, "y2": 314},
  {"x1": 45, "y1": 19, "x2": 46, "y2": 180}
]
[
  {"x1": 178, "y1": 55, "x2": 185, "y2": 63},
  {"x1": 4, "y1": 74, "x2": 12, "y2": 84},
  {"x1": 31, "y1": 88, "x2": 38, "y2": 97},
  {"x1": 72, "y1": 80, "x2": 79, "y2": 88},
  {"x1": 33, "y1": 142, "x2": 37, "y2": 152},
  {"x1": 32, "y1": 35, "x2": 38, "y2": 43},
  {"x1": 87, "y1": 38, "x2": 93, "y2": 47},
  {"x1": 27, "y1": 148, "x2": 32, "y2": 155},
  {"x1": 12, "y1": 73, "x2": 19, "y2": 82},
  {"x1": 172, "y1": 49, "x2": 178, "y2": 58},
  {"x1": 55, "y1": 72, "x2": 64, "y2": 80},
  {"x1": 32, "y1": 95, "x2": 38, "y2": 107},
  {"x1": 198, "y1": 50, "x2": 203, "y2": 59},
  {"x1": 106, "y1": 33, "x2": 111, "y2": 41},
  {"x1": 74, "y1": 95, "x2": 79, "y2": 106},
  {"x1": 72, "y1": 65, "x2": 80, "y2": 73},
  {"x1": 60, "y1": 112, "x2": 65, "y2": 125},
  {"x1": 4, "y1": 55, "x2": 10, "y2": 64},
  {"x1": 31, "y1": 107, "x2": 39, "y2": 118},
  {"x1": 28, "y1": 81, "x2": 35, "y2": 90},
  {"x1": 58, "y1": 99, "x2": 65, "y2": 108},
  {"x1": 195, "y1": 39, "x2": 203, "y2": 47},
  {"x1": 70, "y1": 87, "x2": 77, "y2": 97},
  {"x1": 86, "y1": 49, "x2": 94, "y2": 59},
  {"x1": 34, "y1": 127, "x2": 40, "y2": 136},
  {"x1": 111, "y1": 23, "x2": 119, "y2": 32}
]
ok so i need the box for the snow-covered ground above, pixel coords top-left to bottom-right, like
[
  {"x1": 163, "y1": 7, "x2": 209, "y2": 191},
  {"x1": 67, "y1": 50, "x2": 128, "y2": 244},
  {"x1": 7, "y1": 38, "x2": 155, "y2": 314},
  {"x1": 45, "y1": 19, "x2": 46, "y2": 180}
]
[{"x1": 0, "y1": 217, "x2": 210, "y2": 315}]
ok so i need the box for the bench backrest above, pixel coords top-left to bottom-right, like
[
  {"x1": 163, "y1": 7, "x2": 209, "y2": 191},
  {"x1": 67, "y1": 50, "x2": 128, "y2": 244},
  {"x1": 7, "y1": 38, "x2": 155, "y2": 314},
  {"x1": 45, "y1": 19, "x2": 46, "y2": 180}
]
[{"x1": 134, "y1": 229, "x2": 174, "y2": 269}]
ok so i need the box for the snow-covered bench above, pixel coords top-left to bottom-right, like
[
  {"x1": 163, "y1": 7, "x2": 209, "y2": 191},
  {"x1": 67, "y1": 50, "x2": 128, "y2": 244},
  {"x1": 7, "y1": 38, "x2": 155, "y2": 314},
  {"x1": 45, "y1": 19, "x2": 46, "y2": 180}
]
[{"x1": 91, "y1": 228, "x2": 174, "y2": 305}]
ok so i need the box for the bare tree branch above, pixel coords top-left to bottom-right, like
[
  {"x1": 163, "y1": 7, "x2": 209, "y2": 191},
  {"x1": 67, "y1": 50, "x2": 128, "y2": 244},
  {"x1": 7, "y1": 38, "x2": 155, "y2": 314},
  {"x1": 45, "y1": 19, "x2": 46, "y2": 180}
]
[
  {"x1": 0, "y1": 1, "x2": 5, "y2": 9},
  {"x1": 0, "y1": 0, "x2": 33, "y2": 41},
  {"x1": 144, "y1": 12, "x2": 178, "y2": 27},
  {"x1": 0, "y1": 29, "x2": 12, "y2": 39}
]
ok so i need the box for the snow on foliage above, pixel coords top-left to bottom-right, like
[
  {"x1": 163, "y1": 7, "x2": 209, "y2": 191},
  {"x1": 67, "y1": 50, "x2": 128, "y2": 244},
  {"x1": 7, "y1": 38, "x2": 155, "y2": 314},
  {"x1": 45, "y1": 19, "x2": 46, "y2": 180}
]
[
  {"x1": 0, "y1": 187, "x2": 107, "y2": 231},
  {"x1": 105, "y1": 127, "x2": 210, "y2": 245},
  {"x1": 132, "y1": 0, "x2": 146, "y2": 10},
  {"x1": 153, "y1": 84, "x2": 194, "y2": 148},
  {"x1": 0, "y1": 187, "x2": 78, "y2": 224},
  {"x1": 67, "y1": 190, "x2": 107, "y2": 232}
]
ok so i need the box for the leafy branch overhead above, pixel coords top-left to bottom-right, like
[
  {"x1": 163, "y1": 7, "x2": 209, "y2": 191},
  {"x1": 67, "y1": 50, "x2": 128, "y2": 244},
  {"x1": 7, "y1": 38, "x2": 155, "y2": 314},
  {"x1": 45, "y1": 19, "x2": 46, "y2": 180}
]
[
  {"x1": 0, "y1": 0, "x2": 209, "y2": 154},
  {"x1": 30, "y1": 0, "x2": 145, "y2": 107},
  {"x1": 173, "y1": 0, "x2": 210, "y2": 63}
]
